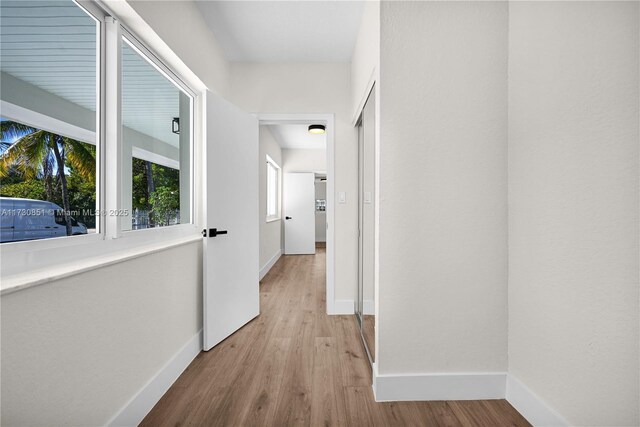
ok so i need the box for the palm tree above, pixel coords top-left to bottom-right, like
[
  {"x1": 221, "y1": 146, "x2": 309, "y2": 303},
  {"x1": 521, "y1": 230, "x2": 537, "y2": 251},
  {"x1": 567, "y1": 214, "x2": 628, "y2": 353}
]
[{"x1": 0, "y1": 121, "x2": 95, "y2": 236}]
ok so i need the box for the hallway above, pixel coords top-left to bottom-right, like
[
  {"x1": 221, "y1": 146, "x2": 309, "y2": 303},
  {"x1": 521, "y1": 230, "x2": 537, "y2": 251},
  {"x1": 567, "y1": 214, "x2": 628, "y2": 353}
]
[{"x1": 141, "y1": 250, "x2": 529, "y2": 426}]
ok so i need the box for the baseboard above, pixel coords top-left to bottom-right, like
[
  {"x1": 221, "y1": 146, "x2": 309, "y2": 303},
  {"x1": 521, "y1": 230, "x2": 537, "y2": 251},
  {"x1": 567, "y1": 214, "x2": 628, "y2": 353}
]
[
  {"x1": 259, "y1": 250, "x2": 282, "y2": 281},
  {"x1": 329, "y1": 299, "x2": 354, "y2": 315},
  {"x1": 363, "y1": 299, "x2": 374, "y2": 315},
  {"x1": 506, "y1": 374, "x2": 569, "y2": 427},
  {"x1": 107, "y1": 330, "x2": 203, "y2": 427},
  {"x1": 373, "y1": 370, "x2": 507, "y2": 402}
]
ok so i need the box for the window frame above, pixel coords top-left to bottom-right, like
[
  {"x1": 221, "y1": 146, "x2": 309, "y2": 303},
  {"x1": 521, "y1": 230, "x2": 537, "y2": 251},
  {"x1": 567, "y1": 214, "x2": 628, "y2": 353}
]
[
  {"x1": 265, "y1": 154, "x2": 281, "y2": 222},
  {"x1": 0, "y1": 0, "x2": 203, "y2": 285},
  {"x1": 119, "y1": 31, "x2": 195, "y2": 235},
  {"x1": 0, "y1": 0, "x2": 105, "y2": 255}
]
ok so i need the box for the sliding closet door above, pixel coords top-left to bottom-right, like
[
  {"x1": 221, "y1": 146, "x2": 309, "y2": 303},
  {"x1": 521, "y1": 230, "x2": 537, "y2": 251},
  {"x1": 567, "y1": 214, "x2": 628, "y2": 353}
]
[{"x1": 357, "y1": 86, "x2": 376, "y2": 364}]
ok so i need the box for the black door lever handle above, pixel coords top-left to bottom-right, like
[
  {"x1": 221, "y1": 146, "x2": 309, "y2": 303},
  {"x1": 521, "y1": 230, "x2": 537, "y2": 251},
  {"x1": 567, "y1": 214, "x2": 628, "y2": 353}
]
[
  {"x1": 202, "y1": 228, "x2": 228, "y2": 238},
  {"x1": 285, "y1": 216, "x2": 292, "y2": 220}
]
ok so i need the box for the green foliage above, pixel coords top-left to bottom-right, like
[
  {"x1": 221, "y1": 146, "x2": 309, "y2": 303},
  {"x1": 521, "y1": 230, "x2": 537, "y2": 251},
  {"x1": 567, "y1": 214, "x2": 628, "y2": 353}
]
[
  {"x1": 149, "y1": 186, "x2": 180, "y2": 226},
  {"x1": 132, "y1": 157, "x2": 180, "y2": 227},
  {"x1": 0, "y1": 121, "x2": 97, "y2": 229},
  {"x1": 67, "y1": 167, "x2": 96, "y2": 228},
  {"x1": 151, "y1": 162, "x2": 179, "y2": 190},
  {"x1": 132, "y1": 158, "x2": 150, "y2": 210},
  {"x1": 0, "y1": 179, "x2": 45, "y2": 200}
]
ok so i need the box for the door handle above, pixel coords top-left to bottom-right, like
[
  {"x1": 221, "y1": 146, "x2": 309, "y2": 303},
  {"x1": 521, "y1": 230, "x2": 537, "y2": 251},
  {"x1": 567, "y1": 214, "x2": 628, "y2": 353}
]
[
  {"x1": 202, "y1": 228, "x2": 228, "y2": 238},
  {"x1": 285, "y1": 216, "x2": 292, "y2": 220}
]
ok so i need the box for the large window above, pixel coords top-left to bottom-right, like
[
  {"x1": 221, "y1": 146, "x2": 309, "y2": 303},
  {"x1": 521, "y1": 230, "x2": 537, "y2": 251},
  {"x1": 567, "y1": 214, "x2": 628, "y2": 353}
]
[
  {"x1": 0, "y1": 0, "x2": 98, "y2": 243},
  {"x1": 0, "y1": 0, "x2": 195, "y2": 250},
  {"x1": 121, "y1": 39, "x2": 192, "y2": 231},
  {"x1": 266, "y1": 155, "x2": 280, "y2": 221}
]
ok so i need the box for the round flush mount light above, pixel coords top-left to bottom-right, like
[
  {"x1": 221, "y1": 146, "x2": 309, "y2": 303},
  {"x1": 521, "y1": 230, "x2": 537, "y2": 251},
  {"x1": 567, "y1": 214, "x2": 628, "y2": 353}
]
[{"x1": 308, "y1": 124, "x2": 326, "y2": 135}]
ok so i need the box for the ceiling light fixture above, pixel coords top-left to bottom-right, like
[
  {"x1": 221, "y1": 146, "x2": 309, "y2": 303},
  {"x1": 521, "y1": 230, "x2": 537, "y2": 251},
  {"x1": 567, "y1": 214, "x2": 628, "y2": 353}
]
[{"x1": 308, "y1": 124, "x2": 325, "y2": 135}]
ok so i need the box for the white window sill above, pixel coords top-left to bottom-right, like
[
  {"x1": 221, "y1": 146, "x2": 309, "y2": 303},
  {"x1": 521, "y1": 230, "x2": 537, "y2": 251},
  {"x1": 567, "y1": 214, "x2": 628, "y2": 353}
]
[
  {"x1": 266, "y1": 217, "x2": 281, "y2": 223},
  {"x1": 1, "y1": 234, "x2": 201, "y2": 296}
]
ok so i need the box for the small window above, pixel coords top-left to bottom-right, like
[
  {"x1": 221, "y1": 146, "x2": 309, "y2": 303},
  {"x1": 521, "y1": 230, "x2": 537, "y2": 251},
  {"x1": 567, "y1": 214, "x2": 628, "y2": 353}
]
[{"x1": 266, "y1": 155, "x2": 280, "y2": 221}]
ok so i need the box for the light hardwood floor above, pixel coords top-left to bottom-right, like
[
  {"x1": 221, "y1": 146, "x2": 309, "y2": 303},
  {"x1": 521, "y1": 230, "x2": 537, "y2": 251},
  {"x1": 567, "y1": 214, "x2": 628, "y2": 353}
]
[{"x1": 141, "y1": 249, "x2": 530, "y2": 427}]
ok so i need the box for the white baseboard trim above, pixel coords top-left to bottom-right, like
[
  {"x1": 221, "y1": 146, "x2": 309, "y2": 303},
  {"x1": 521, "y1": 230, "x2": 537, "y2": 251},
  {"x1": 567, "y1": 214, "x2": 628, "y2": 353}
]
[
  {"x1": 363, "y1": 299, "x2": 374, "y2": 315},
  {"x1": 259, "y1": 250, "x2": 282, "y2": 281},
  {"x1": 329, "y1": 299, "x2": 355, "y2": 315},
  {"x1": 373, "y1": 369, "x2": 507, "y2": 402},
  {"x1": 506, "y1": 374, "x2": 569, "y2": 427},
  {"x1": 107, "y1": 329, "x2": 203, "y2": 427}
]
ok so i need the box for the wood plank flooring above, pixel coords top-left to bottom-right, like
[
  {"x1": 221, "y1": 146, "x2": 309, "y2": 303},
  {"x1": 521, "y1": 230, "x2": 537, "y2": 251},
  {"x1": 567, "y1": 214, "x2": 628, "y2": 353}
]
[{"x1": 141, "y1": 249, "x2": 530, "y2": 427}]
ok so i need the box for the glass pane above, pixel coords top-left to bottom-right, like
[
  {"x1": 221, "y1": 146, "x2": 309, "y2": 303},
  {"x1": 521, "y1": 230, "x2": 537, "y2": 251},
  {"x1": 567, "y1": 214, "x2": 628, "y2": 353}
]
[
  {"x1": 0, "y1": 0, "x2": 98, "y2": 243},
  {"x1": 267, "y1": 163, "x2": 277, "y2": 217},
  {"x1": 121, "y1": 40, "x2": 191, "y2": 231}
]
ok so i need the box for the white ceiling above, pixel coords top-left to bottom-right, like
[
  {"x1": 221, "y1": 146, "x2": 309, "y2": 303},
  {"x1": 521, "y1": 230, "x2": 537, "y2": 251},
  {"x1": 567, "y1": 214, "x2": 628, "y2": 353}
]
[
  {"x1": 1, "y1": 0, "x2": 180, "y2": 147},
  {"x1": 195, "y1": 1, "x2": 365, "y2": 62},
  {"x1": 268, "y1": 124, "x2": 326, "y2": 150}
]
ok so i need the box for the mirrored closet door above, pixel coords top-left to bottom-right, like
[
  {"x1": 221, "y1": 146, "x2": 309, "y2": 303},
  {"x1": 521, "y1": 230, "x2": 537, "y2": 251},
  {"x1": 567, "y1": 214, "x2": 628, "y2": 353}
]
[{"x1": 356, "y1": 86, "x2": 375, "y2": 364}]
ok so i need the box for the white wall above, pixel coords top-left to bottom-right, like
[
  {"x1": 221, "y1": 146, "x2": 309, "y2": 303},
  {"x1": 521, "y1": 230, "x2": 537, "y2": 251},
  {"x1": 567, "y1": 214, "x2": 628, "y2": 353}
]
[
  {"x1": 229, "y1": 63, "x2": 358, "y2": 303},
  {"x1": 508, "y1": 2, "x2": 640, "y2": 425},
  {"x1": 351, "y1": 0, "x2": 379, "y2": 118},
  {"x1": 259, "y1": 126, "x2": 283, "y2": 271},
  {"x1": 377, "y1": 1, "x2": 508, "y2": 374},
  {"x1": 0, "y1": 242, "x2": 202, "y2": 426},
  {"x1": 315, "y1": 180, "x2": 326, "y2": 242},
  {"x1": 127, "y1": 0, "x2": 229, "y2": 98},
  {"x1": 282, "y1": 148, "x2": 326, "y2": 173}
]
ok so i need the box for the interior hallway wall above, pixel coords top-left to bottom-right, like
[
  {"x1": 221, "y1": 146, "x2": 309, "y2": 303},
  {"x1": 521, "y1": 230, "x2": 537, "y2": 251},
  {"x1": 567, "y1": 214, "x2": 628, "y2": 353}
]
[
  {"x1": 377, "y1": 1, "x2": 509, "y2": 374},
  {"x1": 229, "y1": 63, "x2": 358, "y2": 306},
  {"x1": 128, "y1": 0, "x2": 229, "y2": 98},
  {"x1": 1, "y1": 242, "x2": 202, "y2": 426},
  {"x1": 351, "y1": 0, "x2": 380, "y2": 118},
  {"x1": 282, "y1": 148, "x2": 327, "y2": 173},
  {"x1": 259, "y1": 126, "x2": 283, "y2": 273},
  {"x1": 507, "y1": 2, "x2": 640, "y2": 425}
]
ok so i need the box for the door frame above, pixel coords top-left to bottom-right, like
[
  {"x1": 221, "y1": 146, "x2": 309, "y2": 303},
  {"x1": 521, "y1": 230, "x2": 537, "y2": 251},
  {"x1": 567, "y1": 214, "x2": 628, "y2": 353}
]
[{"x1": 256, "y1": 113, "x2": 336, "y2": 315}]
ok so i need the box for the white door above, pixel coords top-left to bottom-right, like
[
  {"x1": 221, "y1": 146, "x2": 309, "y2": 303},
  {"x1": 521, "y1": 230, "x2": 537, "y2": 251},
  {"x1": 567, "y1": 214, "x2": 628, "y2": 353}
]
[
  {"x1": 283, "y1": 172, "x2": 315, "y2": 255},
  {"x1": 203, "y1": 91, "x2": 259, "y2": 351}
]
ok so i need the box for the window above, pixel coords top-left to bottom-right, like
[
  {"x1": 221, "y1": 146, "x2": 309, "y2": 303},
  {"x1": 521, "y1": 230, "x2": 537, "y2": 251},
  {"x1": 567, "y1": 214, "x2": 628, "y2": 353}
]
[
  {"x1": 0, "y1": 0, "x2": 199, "y2": 279},
  {"x1": 121, "y1": 38, "x2": 192, "y2": 231},
  {"x1": 266, "y1": 155, "x2": 280, "y2": 221},
  {"x1": 0, "y1": 0, "x2": 98, "y2": 243}
]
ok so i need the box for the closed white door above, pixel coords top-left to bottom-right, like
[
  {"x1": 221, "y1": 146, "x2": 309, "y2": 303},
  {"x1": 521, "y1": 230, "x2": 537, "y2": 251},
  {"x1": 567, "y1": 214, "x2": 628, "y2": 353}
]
[
  {"x1": 283, "y1": 173, "x2": 315, "y2": 254},
  {"x1": 203, "y1": 91, "x2": 259, "y2": 351}
]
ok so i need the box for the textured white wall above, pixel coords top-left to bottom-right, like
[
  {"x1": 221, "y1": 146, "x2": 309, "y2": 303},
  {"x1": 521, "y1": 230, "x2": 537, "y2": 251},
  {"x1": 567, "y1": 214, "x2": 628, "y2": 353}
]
[
  {"x1": 378, "y1": 1, "x2": 509, "y2": 374},
  {"x1": 282, "y1": 148, "x2": 327, "y2": 173},
  {"x1": 259, "y1": 126, "x2": 283, "y2": 269},
  {"x1": 229, "y1": 63, "x2": 358, "y2": 302},
  {"x1": 351, "y1": 0, "x2": 379, "y2": 118},
  {"x1": 508, "y1": 2, "x2": 640, "y2": 425},
  {"x1": 128, "y1": 0, "x2": 229, "y2": 98},
  {"x1": 1, "y1": 242, "x2": 202, "y2": 426}
]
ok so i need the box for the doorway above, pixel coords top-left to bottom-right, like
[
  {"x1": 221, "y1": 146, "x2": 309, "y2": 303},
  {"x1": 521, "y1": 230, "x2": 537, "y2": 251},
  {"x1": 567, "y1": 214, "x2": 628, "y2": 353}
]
[{"x1": 256, "y1": 114, "x2": 336, "y2": 314}]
